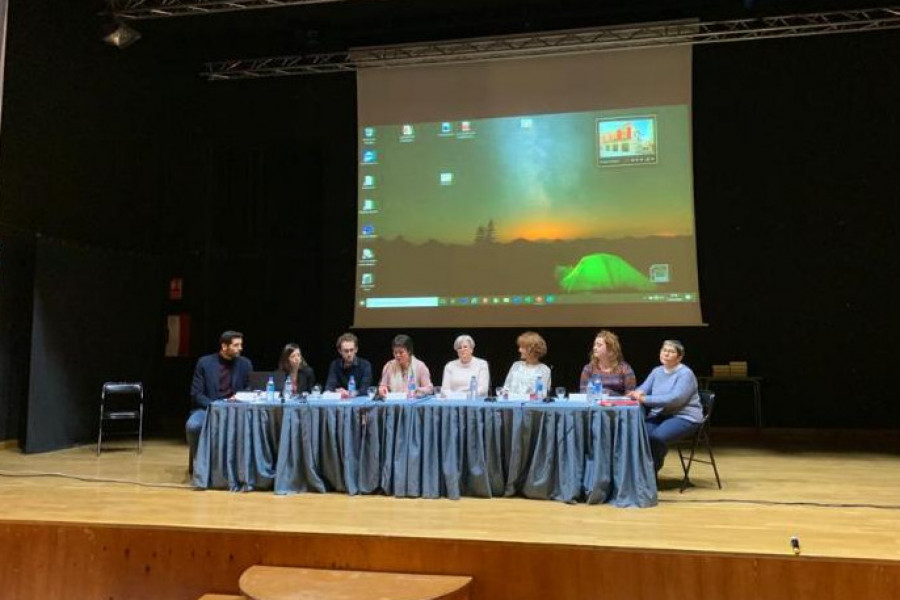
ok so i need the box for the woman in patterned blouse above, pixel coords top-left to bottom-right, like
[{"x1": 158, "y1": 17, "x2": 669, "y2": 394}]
[{"x1": 578, "y1": 330, "x2": 636, "y2": 397}]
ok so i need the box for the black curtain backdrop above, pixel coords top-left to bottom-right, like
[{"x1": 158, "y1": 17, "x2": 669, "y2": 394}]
[
  {"x1": 23, "y1": 237, "x2": 163, "y2": 453},
  {"x1": 0, "y1": 227, "x2": 34, "y2": 441}
]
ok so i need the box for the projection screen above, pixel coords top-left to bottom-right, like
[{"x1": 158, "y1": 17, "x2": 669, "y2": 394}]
[{"x1": 354, "y1": 42, "x2": 703, "y2": 328}]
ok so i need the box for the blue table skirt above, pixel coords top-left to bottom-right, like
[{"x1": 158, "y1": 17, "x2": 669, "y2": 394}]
[
  {"x1": 193, "y1": 401, "x2": 283, "y2": 492},
  {"x1": 268, "y1": 399, "x2": 657, "y2": 507}
]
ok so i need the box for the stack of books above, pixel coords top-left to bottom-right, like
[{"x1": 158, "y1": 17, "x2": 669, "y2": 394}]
[
  {"x1": 712, "y1": 364, "x2": 731, "y2": 377},
  {"x1": 729, "y1": 361, "x2": 748, "y2": 377},
  {"x1": 710, "y1": 361, "x2": 749, "y2": 377}
]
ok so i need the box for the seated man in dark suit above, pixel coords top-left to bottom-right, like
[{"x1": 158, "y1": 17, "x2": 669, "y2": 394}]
[{"x1": 186, "y1": 330, "x2": 253, "y2": 468}]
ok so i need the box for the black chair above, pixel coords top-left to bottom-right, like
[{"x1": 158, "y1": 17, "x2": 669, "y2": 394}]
[
  {"x1": 675, "y1": 389, "x2": 722, "y2": 492},
  {"x1": 97, "y1": 382, "x2": 144, "y2": 455}
]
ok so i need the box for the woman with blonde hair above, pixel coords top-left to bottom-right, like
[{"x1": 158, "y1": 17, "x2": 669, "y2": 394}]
[
  {"x1": 578, "y1": 330, "x2": 636, "y2": 396},
  {"x1": 502, "y1": 331, "x2": 551, "y2": 395}
]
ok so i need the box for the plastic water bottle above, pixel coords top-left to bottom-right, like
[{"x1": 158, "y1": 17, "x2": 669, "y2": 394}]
[
  {"x1": 468, "y1": 375, "x2": 477, "y2": 400},
  {"x1": 266, "y1": 376, "x2": 275, "y2": 403},
  {"x1": 534, "y1": 375, "x2": 545, "y2": 401},
  {"x1": 590, "y1": 374, "x2": 603, "y2": 401},
  {"x1": 406, "y1": 370, "x2": 417, "y2": 399},
  {"x1": 348, "y1": 375, "x2": 356, "y2": 397},
  {"x1": 283, "y1": 375, "x2": 293, "y2": 402}
]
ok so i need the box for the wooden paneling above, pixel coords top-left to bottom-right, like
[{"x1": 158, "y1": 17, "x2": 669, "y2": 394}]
[{"x1": 0, "y1": 521, "x2": 898, "y2": 600}]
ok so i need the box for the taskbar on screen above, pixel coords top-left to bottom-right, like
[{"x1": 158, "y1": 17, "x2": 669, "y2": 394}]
[{"x1": 360, "y1": 292, "x2": 698, "y2": 309}]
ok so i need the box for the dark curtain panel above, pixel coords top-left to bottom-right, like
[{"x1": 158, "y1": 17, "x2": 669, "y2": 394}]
[{"x1": 23, "y1": 237, "x2": 163, "y2": 453}]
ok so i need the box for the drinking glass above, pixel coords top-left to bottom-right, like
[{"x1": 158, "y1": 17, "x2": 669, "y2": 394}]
[
  {"x1": 433, "y1": 386, "x2": 442, "y2": 399},
  {"x1": 495, "y1": 386, "x2": 506, "y2": 400},
  {"x1": 311, "y1": 384, "x2": 322, "y2": 399},
  {"x1": 555, "y1": 386, "x2": 567, "y2": 402},
  {"x1": 366, "y1": 386, "x2": 377, "y2": 400}
]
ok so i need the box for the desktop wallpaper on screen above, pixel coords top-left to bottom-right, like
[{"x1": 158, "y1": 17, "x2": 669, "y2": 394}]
[{"x1": 355, "y1": 104, "x2": 699, "y2": 327}]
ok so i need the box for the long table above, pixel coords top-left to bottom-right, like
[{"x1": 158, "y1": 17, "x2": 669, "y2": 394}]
[{"x1": 193, "y1": 398, "x2": 657, "y2": 507}]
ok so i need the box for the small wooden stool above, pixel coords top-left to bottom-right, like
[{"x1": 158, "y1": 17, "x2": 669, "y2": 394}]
[{"x1": 239, "y1": 566, "x2": 472, "y2": 600}]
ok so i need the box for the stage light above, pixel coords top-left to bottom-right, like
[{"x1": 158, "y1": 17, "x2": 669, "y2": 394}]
[{"x1": 103, "y1": 21, "x2": 141, "y2": 49}]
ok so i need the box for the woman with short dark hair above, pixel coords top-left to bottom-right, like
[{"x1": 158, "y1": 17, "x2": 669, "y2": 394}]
[
  {"x1": 628, "y1": 339, "x2": 702, "y2": 472},
  {"x1": 378, "y1": 334, "x2": 433, "y2": 397}
]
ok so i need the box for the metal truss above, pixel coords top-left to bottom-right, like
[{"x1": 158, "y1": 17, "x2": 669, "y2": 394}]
[
  {"x1": 203, "y1": 7, "x2": 900, "y2": 79},
  {"x1": 201, "y1": 6, "x2": 900, "y2": 80},
  {"x1": 107, "y1": 0, "x2": 354, "y2": 19}
]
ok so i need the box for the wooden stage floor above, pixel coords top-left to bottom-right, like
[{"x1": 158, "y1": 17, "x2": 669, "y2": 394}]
[{"x1": 1, "y1": 437, "x2": 898, "y2": 562}]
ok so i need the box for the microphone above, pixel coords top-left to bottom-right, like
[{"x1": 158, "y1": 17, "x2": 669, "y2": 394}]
[{"x1": 790, "y1": 535, "x2": 801, "y2": 556}]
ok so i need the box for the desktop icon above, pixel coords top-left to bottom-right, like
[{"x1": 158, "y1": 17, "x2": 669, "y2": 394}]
[
  {"x1": 520, "y1": 118, "x2": 533, "y2": 129},
  {"x1": 460, "y1": 121, "x2": 472, "y2": 132},
  {"x1": 441, "y1": 122, "x2": 453, "y2": 134},
  {"x1": 402, "y1": 124, "x2": 415, "y2": 137},
  {"x1": 361, "y1": 248, "x2": 375, "y2": 261},
  {"x1": 362, "y1": 199, "x2": 376, "y2": 212},
  {"x1": 649, "y1": 264, "x2": 670, "y2": 283},
  {"x1": 361, "y1": 273, "x2": 374, "y2": 286},
  {"x1": 361, "y1": 224, "x2": 375, "y2": 236},
  {"x1": 363, "y1": 127, "x2": 375, "y2": 139},
  {"x1": 362, "y1": 150, "x2": 377, "y2": 164},
  {"x1": 362, "y1": 175, "x2": 375, "y2": 189},
  {"x1": 439, "y1": 172, "x2": 454, "y2": 185}
]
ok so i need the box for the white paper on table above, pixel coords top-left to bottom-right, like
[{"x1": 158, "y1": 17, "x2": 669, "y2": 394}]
[
  {"x1": 234, "y1": 391, "x2": 261, "y2": 403},
  {"x1": 320, "y1": 392, "x2": 341, "y2": 400},
  {"x1": 505, "y1": 393, "x2": 529, "y2": 402},
  {"x1": 566, "y1": 393, "x2": 588, "y2": 402},
  {"x1": 385, "y1": 392, "x2": 408, "y2": 400},
  {"x1": 443, "y1": 391, "x2": 468, "y2": 400}
]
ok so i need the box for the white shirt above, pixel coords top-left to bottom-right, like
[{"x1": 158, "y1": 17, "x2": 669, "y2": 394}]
[
  {"x1": 503, "y1": 361, "x2": 551, "y2": 395},
  {"x1": 441, "y1": 357, "x2": 490, "y2": 395}
]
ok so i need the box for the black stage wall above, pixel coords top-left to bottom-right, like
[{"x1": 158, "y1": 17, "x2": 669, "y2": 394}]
[{"x1": 0, "y1": 2, "x2": 898, "y2": 448}]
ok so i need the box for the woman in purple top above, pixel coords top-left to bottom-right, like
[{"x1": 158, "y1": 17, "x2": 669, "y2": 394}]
[
  {"x1": 628, "y1": 339, "x2": 703, "y2": 472},
  {"x1": 578, "y1": 330, "x2": 636, "y2": 396}
]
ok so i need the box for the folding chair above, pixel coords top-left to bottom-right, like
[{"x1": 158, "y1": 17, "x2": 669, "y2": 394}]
[
  {"x1": 676, "y1": 389, "x2": 722, "y2": 492},
  {"x1": 97, "y1": 382, "x2": 144, "y2": 455}
]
